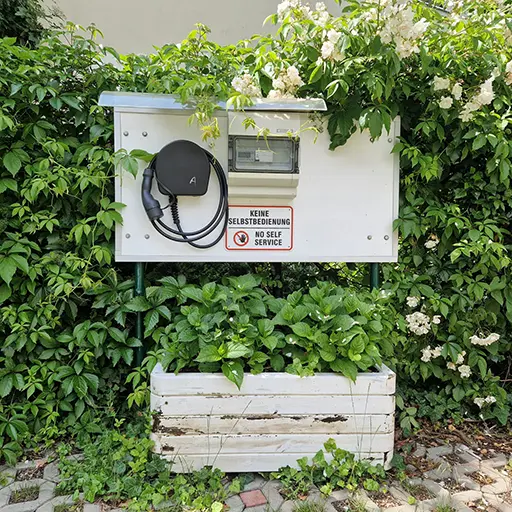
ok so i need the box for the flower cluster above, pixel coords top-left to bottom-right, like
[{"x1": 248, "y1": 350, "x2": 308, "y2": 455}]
[
  {"x1": 231, "y1": 74, "x2": 262, "y2": 97},
  {"x1": 424, "y1": 234, "x2": 439, "y2": 250},
  {"x1": 439, "y1": 96, "x2": 453, "y2": 109},
  {"x1": 268, "y1": 66, "x2": 304, "y2": 99},
  {"x1": 421, "y1": 345, "x2": 442, "y2": 362},
  {"x1": 458, "y1": 365, "x2": 471, "y2": 378},
  {"x1": 314, "y1": 2, "x2": 330, "y2": 27},
  {"x1": 406, "y1": 296, "x2": 420, "y2": 308},
  {"x1": 277, "y1": 0, "x2": 311, "y2": 22},
  {"x1": 406, "y1": 311, "x2": 431, "y2": 335},
  {"x1": 446, "y1": 350, "x2": 470, "y2": 377},
  {"x1": 321, "y1": 29, "x2": 344, "y2": 62},
  {"x1": 469, "y1": 333, "x2": 500, "y2": 346},
  {"x1": 474, "y1": 396, "x2": 497, "y2": 408},
  {"x1": 379, "y1": 1, "x2": 428, "y2": 59},
  {"x1": 433, "y1": 76, "x2": 450, "y2": 91},
  {"x1": 505, "y1": 61, "x2": 512, "y2": 86},
  {"x1": 433, "y1": 76, "x2": 464, "y2": 109},
  {"x1": 456, "y1": 351, "x2": 465, "y2": 365},
  {"x1": 460, "y1": 77, "x2": 495, "y2": 122}
]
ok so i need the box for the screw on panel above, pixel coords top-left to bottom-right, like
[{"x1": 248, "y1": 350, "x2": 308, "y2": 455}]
[
  {"x1": 384, "y1": 235, "x2": 390, "y2": 240},
  {"x1": 145, "y1": 234, "x2": 150, "y2": 239},
  {"x1": 367, "y1": 235, "x2": 373, "y2": 240},
  {"x1": 125, "y1": 234, "x2": 131, "y2": 239},
  {"x1": 123, "y1": 131, "x2": 129, "y2": 136},
  {"x1": 142, "y1": 132, "x2": 148, "y2": 137},
  {"x1": 388, "y1": 138, "x2": 393, "y2": 143}
]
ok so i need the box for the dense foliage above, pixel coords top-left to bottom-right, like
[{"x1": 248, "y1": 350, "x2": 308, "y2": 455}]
[
  {"x1": 1, "y1": 0, "x2": 512, "y2": 473},
  {"x1": 138, "y1": 275, "x2": 393, "y2": 388},
  {"x1": 56, "y1": 416, "x2": 241, "y2": 511},
  {"x1": 272, "y1": 438, "x2": 387, "y2": 499},
  {"x1": 0, "y1": 0, "x2": 58, "y2": 46}
]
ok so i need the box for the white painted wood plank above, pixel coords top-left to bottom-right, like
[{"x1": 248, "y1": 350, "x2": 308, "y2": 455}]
[
  {"x1": 164, "y1": 452, "x2": 389, "y2": 473},
  {"x1": 155, "y1": 413, "x2": 394, "y2": 435},
  {"x1": 151, "y1": 365, "x2": 396, "y2": 397},
  {"x1": 151, "y1": 393, "x2": 395, "y2": 415},
  {"x1": 152, "y1": 432, "x2": 394, "y2": 455}
]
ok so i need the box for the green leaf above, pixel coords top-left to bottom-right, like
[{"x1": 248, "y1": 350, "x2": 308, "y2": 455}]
[
  {"x1": 472, "y1": 134, "x2": 486, "y2": 151},
  {"x1": 73, "y1": 376, "x2": 88, "y2": 397},
  {"x1": 453, "y1": 386, "x2": 465, "y2": 402},
  {"x1": 3, "y1": 152, "x2": 21, "y2": 175},
  {"x1": 196, "y1": 345, "x2": 222, "y2": 363},
  {"x1": 368, "y1": 111, "x2": 383, "y2": 139},
  {"x1": 330, "y1": 359, "x2": 358, "y2": 380},
  {"x1": 309, "y1": 63, "x2": 323, "y2": 84},
  {"x1": 222, "y1": 361, "x2": 244, "y2": 389},
  {"x1": 125, "y1": 296, "x2": 151, "y2": 312},
  {"x1": 10, "y1": 254, "x2": 29, "y2": 274},
  {"x1": 257, "y1": 319, "x2": 274, "y2": 337},
  {"x1": 0, "y1": 376, "x2": 13, "y2": 398},
  {"x1": 181, "y1": 286, "x2": 204, "y2": 303},
  {"x1": 0, "y1": 284, "x2": 12, "y2": 304},
  {"x1": 262, "y1": 335, "x2": 279, "y2": 351},
  {"x1": 270, "y1": 354, "x2": 285, "y2": 371},
  {"x1": 478, "y1": 357, "x2": 487, "y2": 378},
  {"x1": 291, "y1": 322, "x2": 313, "y2": 338},
  {"x1": 350, "y1": 335, "x2": 366, "y2": 354},
  {"x1": 343, "y1": 296, "x2": 360, "y2": 314},
  {"x1": 61, "y1": 95, "x2": 81, "y2": 110},
  {"x1": 333, "y1": 315, "x2": 356, "y2": 332},
  {"x1": 225, "y1": 342, "x2": 251, "y2": 359},
  {"x1": 319, "y1": 344, "x2": 337, "y2": 362},
  {"x1": 0, "y1": 256, "x2": 17, "y2": 285},
  {"x1": 144, "y1": 309, "x2": 160, "y2": 335},
  {"x1": 468, "y1": 230, "x2": 480, "y2": 242},
  {"x1": 246, "y1": 298, "x2": 266, "y2": 317}
]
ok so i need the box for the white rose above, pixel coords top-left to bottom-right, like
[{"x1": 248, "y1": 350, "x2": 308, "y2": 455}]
[
  {"x1": 321, "y1": 41, "x2": 335, "y2": 60},
  {"x1": 433, "y1": 76, "x2": 451, "y2": 91},
  {"x1": 406, "y1": 296, "x2": 420, "y2": 308},
  {"x1": 452, "y1": 83, "x2": 463, "y2": 100},
  {"x1": 474, "y1": 397, "x2": 485, "y2": 408},
  {"x1": 431, "y1": 346, "x2": 442, "y2": 358},
  {"x1": 439, "y1": 96, "x2": 453, "y2": 109},
  {"x1": 425, "y1": 239, "x2": 439, "y2": 249},
  {"x1": 327, "y1": 29, "x2": 342, "y2": 44},
  {"x1": 458, "y1": 365, "x2": 471, "y2": 378},
  {"x1": 421, "y1": 346, "x2": 432, "y2": 362}
]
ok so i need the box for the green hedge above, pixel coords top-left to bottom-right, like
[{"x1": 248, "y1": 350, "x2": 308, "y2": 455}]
[{"x1": 1, "y1": 0, "x2": 512, "y2": 462}]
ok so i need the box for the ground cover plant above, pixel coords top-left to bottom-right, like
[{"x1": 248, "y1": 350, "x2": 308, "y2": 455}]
[{"x1": 0, "y1": 0, "x2": 511, "y2": 495}]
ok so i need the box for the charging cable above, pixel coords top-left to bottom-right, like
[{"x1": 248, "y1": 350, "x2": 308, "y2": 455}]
[{"x1": 141, "y1": 142, "x2": 228, "y2": 249}]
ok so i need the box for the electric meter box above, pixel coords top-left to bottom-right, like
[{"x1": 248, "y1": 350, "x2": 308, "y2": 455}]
[{"x1": 99, "y1": 92, "x2": 400, "y2": 263}]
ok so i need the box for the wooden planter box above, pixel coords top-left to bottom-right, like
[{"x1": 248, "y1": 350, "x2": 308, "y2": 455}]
[{"x1": 150, "y1": 364, "x2": 396, "y2": 473}]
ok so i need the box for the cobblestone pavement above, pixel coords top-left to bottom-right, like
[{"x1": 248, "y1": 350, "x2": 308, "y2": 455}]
[{"x1": 1, "y1": 443, "x2": 511, "y2": 511}]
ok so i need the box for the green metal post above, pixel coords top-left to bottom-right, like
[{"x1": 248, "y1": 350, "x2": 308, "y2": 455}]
[
  {"x1": 134, "y1": 262, "x2": 146, "y2": 367},
  {"x1": 370, "y1": 262, "x2": 380, "y2": 290}
]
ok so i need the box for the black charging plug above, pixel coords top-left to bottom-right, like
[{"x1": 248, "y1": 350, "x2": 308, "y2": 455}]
[
  {"x1": 155, "y1": 140, "x2": 211, "y2": 196},
  {"x1": 141, "y1": 168, "x2": 164, "y2": 220}
]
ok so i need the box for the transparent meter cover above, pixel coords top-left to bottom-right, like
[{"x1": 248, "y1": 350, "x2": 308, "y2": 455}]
[{"x1": 232, "y1": 137, "x2": 296, "y2": 173}]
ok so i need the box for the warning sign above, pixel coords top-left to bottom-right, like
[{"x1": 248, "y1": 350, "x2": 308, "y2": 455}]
[
  {"x1": 226, "y1": 206, "x2": 293, "y2": 251},
  {"x1": 233, "y1": 231, "x2": 250, "y2": 247}
]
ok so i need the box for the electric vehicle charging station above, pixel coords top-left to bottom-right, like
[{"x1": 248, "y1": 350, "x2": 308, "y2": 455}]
[{"x1": 98, "y1": 91, "x2": 400, "y2": 263}]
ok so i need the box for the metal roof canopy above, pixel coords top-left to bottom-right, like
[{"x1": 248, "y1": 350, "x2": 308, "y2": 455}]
[{"x1": 98, "y1": 91, "x2": 327, "y2": 113}]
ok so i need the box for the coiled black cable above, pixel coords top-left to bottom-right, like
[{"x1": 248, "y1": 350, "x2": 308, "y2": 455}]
[{"x1": 149, "y1": 148, "x2": 229, "y2": 249}]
